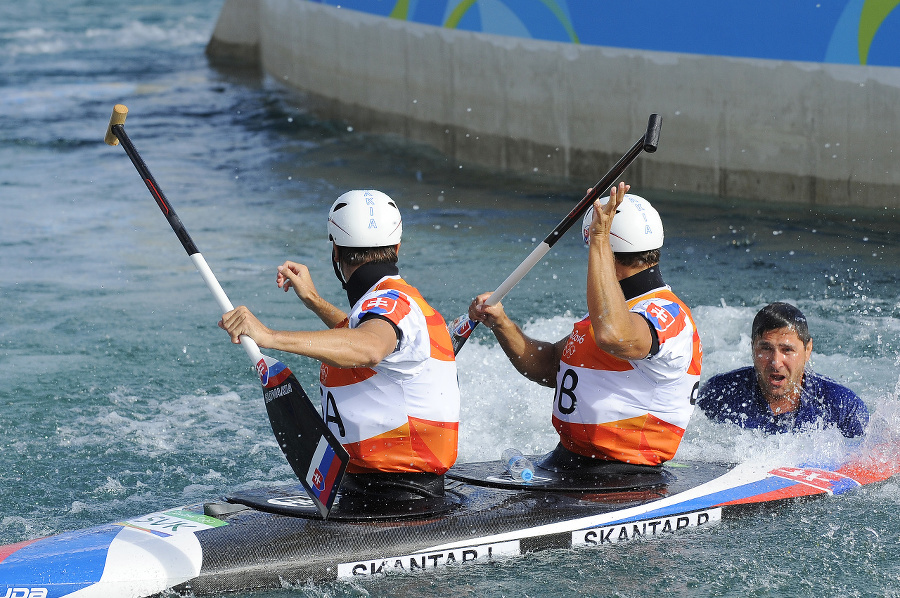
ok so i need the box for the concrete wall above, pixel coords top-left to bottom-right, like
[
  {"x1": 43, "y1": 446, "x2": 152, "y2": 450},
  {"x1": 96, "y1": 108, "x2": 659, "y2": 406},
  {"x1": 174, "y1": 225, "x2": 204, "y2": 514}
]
[
  {"x1": 208, "y1": 0, "x2": 900, "y2": 208},
  {"x1": 206, "y1": 0, "x2": 260, "y2": 66}
]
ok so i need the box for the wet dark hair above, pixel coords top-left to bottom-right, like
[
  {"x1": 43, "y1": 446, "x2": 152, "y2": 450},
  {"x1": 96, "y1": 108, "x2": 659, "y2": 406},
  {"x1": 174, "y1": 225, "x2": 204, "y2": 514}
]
[
  {"x1": 614, "y1": 249, "x2": 661, "y2": 269},
  {"x1": 751, "y1": 302, "x2": 811, "y2": 345},
  {"x1": 335, "y1": 245, "x2": 399, "y2": 267}
]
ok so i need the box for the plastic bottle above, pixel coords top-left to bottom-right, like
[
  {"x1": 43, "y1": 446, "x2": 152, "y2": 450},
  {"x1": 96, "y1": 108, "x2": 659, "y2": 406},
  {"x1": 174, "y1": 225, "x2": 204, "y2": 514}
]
[{"x1": 501, "y1": 448, "x2": 534, "y2": 482}]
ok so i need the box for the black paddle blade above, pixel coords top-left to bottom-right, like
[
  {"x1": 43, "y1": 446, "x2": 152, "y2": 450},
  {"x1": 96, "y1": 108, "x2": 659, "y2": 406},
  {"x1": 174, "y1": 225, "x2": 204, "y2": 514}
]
[
  {"x1": 105, "y1": 108, "x2": 349, "y2": 518},
  {"x1": 257, "y1": 355, "x2": 349, "y2": 519}
]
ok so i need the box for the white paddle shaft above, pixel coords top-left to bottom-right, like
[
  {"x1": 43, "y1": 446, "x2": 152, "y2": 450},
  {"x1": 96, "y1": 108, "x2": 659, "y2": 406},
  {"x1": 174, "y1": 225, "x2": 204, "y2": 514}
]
[
  {"x1": 190, "y1": 253, "x2": 264, "y2": 363},
  {"x1": 485, "y1": 242, "x2": 551, "y2": 306}
]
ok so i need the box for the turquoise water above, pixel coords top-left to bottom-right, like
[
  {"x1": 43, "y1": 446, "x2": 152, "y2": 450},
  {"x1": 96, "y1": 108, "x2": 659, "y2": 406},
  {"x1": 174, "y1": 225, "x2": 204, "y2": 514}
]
[{"x1": 1, "y1": 2, "x2": 900, "y2": 596}]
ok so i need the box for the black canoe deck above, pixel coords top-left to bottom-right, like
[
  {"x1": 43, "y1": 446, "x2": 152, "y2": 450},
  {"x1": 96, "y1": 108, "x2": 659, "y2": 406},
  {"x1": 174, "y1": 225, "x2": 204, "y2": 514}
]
[
  {"x1": 179, "y1": 460, "x2": 731, "y2": 594},
  {"x1": 447, "y1": 456, "x2": 675, "y2": 492}
]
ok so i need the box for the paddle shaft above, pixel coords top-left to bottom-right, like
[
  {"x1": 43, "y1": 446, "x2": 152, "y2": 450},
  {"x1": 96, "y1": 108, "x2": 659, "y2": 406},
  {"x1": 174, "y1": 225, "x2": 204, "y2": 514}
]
[
  {"x1": 450, "y1": 114, "x2": 662, "y2": 353},
  {"x1": 487, "y1": 114, "x2": 660, "y2": 306},
  {"x1": 106, "y1": 105, "x2": 349, "y2": 518},
  {"x1": 109, "y1": 122, "x2": 264, "y2": 365}
]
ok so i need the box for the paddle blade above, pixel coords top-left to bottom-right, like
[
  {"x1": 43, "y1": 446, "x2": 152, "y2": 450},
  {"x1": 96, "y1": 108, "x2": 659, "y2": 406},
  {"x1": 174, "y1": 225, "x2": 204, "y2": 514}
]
[
  {"x1": 257, "y1": 355, "x2": 349, "y2": 519},
  {"x1": 448, "y1": 314, "x2": 479, "y2": 355}
]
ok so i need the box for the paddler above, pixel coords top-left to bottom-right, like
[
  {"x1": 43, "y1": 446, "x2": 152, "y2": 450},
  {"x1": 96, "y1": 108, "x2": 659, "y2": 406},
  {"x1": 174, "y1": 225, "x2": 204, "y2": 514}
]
[
  {"x1": 697, "y1": 302, "x2": 868, "y2": 437},
  {"x1": 468, "y1": 182, "x2": 703, "y2": 472},
  {"x1": 219, "y1": 190, "x2": 460, "y2": 499}
]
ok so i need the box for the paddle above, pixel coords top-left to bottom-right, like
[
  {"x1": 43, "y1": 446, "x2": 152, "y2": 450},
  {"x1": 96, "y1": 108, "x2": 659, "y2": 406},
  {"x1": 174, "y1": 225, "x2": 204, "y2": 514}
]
[
  {"x1": 105, "y1": 104, "x2": 348, "y2": 519},
  {"x1": 448, "y1": 113, "x2": 662, "y2": 354}
]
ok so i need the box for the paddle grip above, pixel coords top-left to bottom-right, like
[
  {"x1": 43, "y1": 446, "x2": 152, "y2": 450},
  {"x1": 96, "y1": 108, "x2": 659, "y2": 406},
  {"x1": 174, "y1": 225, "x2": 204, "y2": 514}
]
[
  {"x1": 108, "y1": 107, "x2": 263, "y2": 364},
  {"x1": 104, "y1": 104, "x2": 128, "y2": 146},
  {"x1": 543, "y1": 113, "x2": 663, "y2": 249},
  {"x1": 643, "y1": 113, "x2": 662, "y2": 153},
  {"x1": 450, "y1": 113, "x2": 662, "y2": 356}
]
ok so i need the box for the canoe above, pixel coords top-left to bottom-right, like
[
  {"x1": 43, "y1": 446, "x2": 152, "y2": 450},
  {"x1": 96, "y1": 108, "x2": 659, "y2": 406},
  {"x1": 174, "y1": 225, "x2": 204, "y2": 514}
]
[{"x1": 1, "y1": 447, "x2": 896, "y2": 598}]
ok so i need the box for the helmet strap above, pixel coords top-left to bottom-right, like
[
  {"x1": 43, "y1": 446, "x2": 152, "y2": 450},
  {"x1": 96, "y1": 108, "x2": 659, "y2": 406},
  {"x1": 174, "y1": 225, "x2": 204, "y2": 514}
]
[{"x1": 332, "y1": 245, "x2": 348, "y2": 289}]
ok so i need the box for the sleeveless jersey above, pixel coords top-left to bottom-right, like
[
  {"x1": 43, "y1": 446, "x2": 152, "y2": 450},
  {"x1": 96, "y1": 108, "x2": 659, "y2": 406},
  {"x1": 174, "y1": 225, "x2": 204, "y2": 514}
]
[
  {"x1": 319, "y1": 275, "x2": 460, "y2": 474},
  {"x1": 552, "y1": 287, "x2": 702, "y2": 466}
]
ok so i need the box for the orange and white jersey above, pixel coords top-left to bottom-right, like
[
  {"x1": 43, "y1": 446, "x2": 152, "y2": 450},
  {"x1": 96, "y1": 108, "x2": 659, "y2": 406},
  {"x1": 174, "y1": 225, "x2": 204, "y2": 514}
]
[
  {"x1": 552, "y1": 286, "x2": 702, "y2": 466},
  {"x1": 319, "y1": 275, "x2": 460, "y2": 475}
]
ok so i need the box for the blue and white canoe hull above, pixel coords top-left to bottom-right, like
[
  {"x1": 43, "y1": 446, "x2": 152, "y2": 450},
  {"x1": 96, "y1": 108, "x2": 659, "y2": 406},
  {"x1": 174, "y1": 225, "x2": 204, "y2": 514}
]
[{"x1": 2, "y1": 451, "x2": 896, "y2": 598}]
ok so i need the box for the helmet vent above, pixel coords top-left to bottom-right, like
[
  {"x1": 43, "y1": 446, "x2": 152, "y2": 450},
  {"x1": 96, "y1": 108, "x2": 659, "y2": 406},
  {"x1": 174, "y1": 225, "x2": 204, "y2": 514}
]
[{"x1": 332, "y1": 202, "x2": 348, "y2": 212}]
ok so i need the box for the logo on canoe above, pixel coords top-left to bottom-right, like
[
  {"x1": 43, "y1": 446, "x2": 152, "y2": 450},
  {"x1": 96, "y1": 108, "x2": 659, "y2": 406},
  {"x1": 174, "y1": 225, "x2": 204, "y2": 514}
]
[
  {"x1": 769, "y1": 467, "x2": 860, "y2": 495},
  {"x1": 2, "y1": 589, "x2": 48, "y2": 598},
  {"x1": 337, "y1": 540, "x2": 520, "y2": 578},
  {"x1": 574, "y1": 508, "x2": 720, "y2": 546}
]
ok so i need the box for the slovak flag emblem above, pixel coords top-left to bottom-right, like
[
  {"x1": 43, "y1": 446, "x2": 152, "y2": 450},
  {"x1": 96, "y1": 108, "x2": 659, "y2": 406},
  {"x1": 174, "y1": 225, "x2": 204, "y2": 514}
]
[
  {"x1": 305, "y1": 437, "x2": 342, "y2": 505},
  {"x1": 452, "y1": 315, "x2": 473, "y2": 337},
  {"x1": 361, "y1": 290, "x2": 409, "y2": 319},
  {"x1": 645, "y1": 302, "x2": 681, "y2": 331},
  {"x1": 770, "y1": 467, "x2": 860, "y2": 495},
  {"x1": 312, "y1": 468, "x2": 325, "y2": 491},
  {"x1": 256, "y1": 358, "x2": 269, "y2": 385}
]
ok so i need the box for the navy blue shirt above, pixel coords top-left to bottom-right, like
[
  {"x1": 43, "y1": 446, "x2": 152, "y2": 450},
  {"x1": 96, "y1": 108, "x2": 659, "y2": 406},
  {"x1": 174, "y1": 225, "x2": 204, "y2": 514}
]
[{"x1": 697, "y1": 366, "x2": 868, "y2": 438}]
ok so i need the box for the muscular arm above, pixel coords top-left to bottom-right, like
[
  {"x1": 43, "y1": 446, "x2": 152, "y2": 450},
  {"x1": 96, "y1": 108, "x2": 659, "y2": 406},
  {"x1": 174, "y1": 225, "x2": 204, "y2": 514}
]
[
  {"x1": 491, "y1": 320, "x2": 565, "y2": 387},
  {"x1": 299, "y1": 294, "x2": 348, "y2": 330},
  {"x1": 585, "y1": 183, "x2": 654, "y2": 360},
  {"x1": 276, "y1": 260, "x2": 348, "y2": 328},
  {"x1": 469, "y1": 293, "x2": 563, "y2": 387},
  {"x1": 219, "y1": 307, "x2": 396, "y2": 368},
  {"x1": 586, "y1": 242, "x2": 654, "y2": 359}
]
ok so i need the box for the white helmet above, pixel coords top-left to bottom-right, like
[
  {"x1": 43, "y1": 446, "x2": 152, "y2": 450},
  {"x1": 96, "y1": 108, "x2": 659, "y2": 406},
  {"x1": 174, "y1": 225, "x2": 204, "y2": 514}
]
[
  {"x1": 582, "y1": 193, "x2": 664, "y2": 252},
  {"x1": 327, "y1": 190, "x2": 402, "y2": 247}
]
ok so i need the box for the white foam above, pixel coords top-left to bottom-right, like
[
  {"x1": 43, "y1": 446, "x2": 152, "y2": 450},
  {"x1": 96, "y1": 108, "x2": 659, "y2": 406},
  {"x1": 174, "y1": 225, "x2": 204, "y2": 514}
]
[
  {"x1": 455, "y1": 314, "x2": 581, "y2": 462},
  {"x1": 457, "y1": 307, "x2": 900, "y2": 468},
  {"x1": 3, "y1": 18, "x2": 211, "y2": 57},
  {"x1": 52, "y1": 385, "x2": 286, "y2": 506}
]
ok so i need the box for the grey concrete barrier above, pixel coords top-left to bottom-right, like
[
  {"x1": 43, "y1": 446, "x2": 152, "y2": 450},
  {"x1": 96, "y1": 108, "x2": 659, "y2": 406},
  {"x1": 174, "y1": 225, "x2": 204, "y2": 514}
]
[{"x1": 208, "y1": 0, "x2": 900, "y2": 208}]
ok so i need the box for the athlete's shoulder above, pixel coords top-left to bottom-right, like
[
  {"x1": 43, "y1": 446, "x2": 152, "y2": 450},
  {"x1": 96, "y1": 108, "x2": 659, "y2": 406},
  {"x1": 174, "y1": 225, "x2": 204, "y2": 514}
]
[
  {"x1": 801, "y1": 371, "x2": 869, "y2": 437},
  {"x1": 631, "y1": 285, "x2": 696, "y2": 323},
  {"x1": 375, "y1": 275, "x2": 426, "y2": 300},
  {"x1": 804, "y1": 371, "x2": 860, "y2": 402},
  {"x1": 707, "y1": 366, "x2": 756, "y2": 383},
  {"x1": 631, "y1": 298, "x2": 686, "y2": 334},
  {"x1": 697, "y1": 367, "x2": 756, "y2": 410},
  {"x1": 356, "y1": 287, "x2": 414, "y2": 325}
]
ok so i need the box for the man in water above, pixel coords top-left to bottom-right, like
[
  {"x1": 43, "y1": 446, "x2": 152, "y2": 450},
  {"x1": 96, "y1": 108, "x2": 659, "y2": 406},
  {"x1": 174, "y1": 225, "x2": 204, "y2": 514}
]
[
  {"x1": 468, "y1": 182, "x2": 702, "y2": 471},
  {"x1": 219, "y1": 190, "x2": 460, "y2": 498},
  {"x1": 697, "y1": 302, "x2": 868, "y2": 438}
]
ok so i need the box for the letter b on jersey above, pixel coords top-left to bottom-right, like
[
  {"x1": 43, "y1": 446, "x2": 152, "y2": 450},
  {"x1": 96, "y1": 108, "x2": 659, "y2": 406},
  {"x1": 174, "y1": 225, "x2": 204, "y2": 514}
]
[{"x1": 555, "y1": 368, "x2": 578, "y2": 414}]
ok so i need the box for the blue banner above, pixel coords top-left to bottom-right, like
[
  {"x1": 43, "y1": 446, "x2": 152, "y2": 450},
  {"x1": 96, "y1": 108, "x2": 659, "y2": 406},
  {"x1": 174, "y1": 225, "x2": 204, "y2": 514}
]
[{"x1": 307, "y1": 0, "x2": 900, "y2": 67}]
